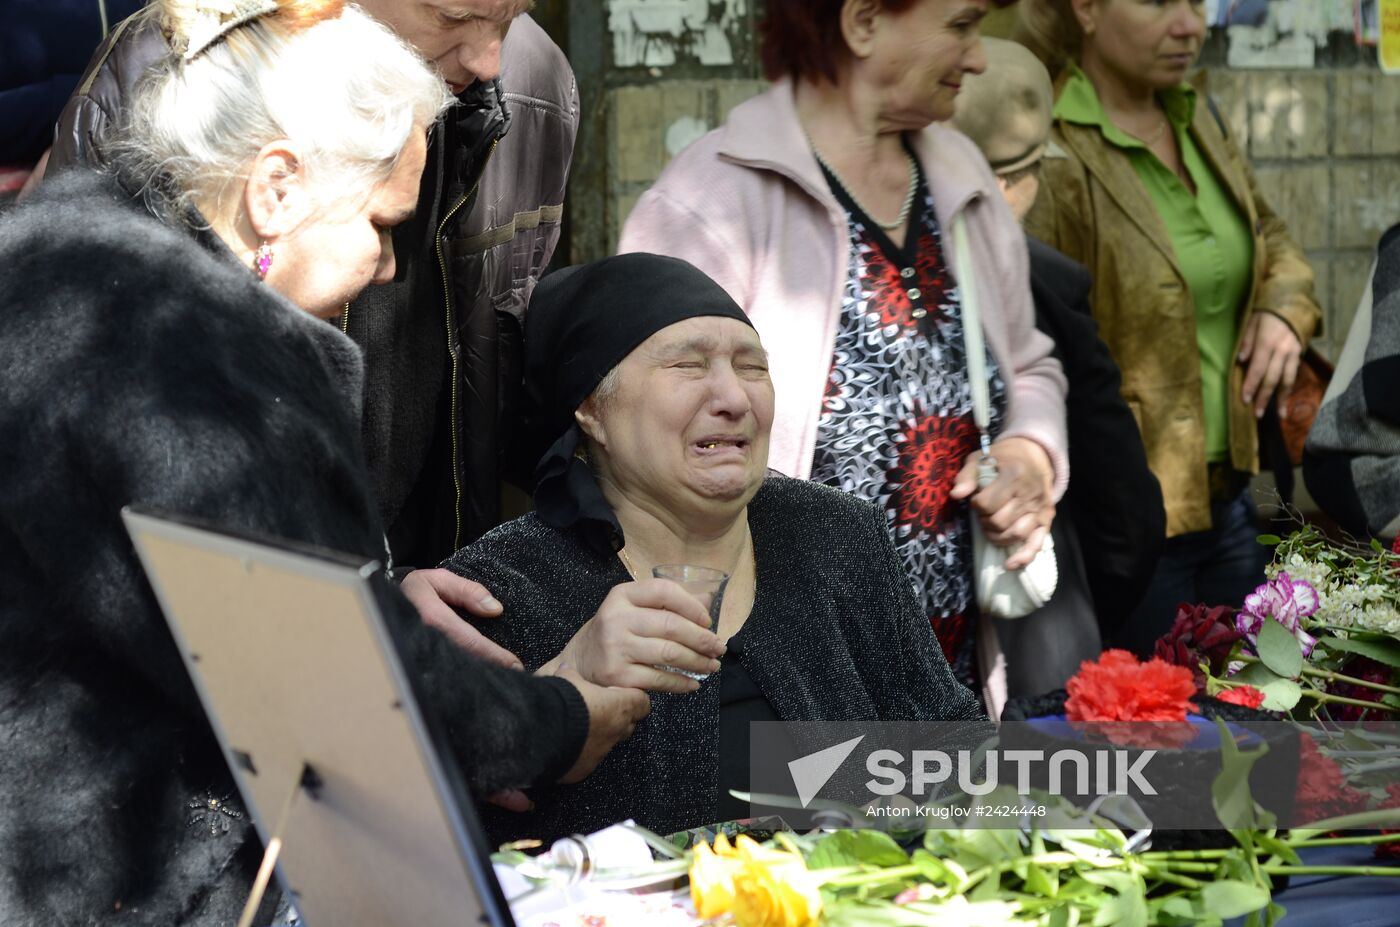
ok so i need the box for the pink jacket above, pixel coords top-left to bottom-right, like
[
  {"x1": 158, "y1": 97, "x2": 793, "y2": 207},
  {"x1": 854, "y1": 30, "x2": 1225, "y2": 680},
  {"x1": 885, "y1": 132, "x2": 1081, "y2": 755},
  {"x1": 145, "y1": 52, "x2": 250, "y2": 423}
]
[{"x1": 618, "y1": 81, "x2": 1069, "y2": 498}]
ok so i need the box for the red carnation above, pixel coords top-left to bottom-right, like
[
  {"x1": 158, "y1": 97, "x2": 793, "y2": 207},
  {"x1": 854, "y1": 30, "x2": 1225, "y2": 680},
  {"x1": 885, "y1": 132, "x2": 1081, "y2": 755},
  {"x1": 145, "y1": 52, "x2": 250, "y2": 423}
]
[
  {"x1": 1328, "y1": 656, "x2": 1394, "y2": 723},
  {"x1": 1155, "y1": 603, "x2": 1243, "y2": 686},
  {"x1": 1216, "y1": 685, "x2": 1266, "y2": 709},
  {"x1": 1294, "y1": 734, "x2": 1371, "y2": 824},
  {"x1": 1066, "y1": 650, "x2": 1200, "y2": 748}
]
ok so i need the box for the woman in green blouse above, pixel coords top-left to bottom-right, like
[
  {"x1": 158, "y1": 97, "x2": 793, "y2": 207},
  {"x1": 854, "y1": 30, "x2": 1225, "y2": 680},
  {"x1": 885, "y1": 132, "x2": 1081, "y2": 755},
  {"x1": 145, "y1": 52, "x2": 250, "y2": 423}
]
[{"x1": 1014, "y1": 0, "x2": 1322, "y2": 654}]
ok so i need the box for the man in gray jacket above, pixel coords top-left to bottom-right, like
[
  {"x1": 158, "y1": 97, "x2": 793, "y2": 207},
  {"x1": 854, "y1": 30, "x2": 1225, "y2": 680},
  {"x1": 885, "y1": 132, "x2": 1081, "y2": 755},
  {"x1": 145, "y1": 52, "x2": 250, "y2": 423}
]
[{"x1": 48, "y1": 0, "x2": 576, "y2": 668}]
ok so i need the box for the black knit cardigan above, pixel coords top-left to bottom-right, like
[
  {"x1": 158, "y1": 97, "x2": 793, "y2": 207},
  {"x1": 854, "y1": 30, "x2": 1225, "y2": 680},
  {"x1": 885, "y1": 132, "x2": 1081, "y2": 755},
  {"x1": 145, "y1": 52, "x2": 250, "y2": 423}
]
[{"x1": 444, "y1": 476, "x2": 993, "y2": 844}]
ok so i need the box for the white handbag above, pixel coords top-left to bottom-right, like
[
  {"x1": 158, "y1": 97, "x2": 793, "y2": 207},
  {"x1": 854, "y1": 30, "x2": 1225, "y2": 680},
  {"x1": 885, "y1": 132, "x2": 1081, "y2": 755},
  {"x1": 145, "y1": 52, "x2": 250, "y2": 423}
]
[{"x1": 952, "y1": 215, "x2": 1058, "y2": 620}]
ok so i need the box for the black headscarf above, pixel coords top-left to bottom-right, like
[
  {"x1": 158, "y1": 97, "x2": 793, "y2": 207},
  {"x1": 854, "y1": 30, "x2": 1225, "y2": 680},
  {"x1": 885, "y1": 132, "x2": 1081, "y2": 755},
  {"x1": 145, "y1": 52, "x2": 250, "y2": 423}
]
[{"x1": 523, "y1": 253, "x2": 754, "y2": 550}]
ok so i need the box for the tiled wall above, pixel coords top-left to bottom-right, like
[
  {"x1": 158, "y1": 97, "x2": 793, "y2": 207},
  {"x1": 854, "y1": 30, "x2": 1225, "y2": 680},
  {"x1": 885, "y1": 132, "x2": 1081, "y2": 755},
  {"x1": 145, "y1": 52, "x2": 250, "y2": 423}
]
[{"x1": 1207, "y1": 68, "x2": 1400, "y2": 360}]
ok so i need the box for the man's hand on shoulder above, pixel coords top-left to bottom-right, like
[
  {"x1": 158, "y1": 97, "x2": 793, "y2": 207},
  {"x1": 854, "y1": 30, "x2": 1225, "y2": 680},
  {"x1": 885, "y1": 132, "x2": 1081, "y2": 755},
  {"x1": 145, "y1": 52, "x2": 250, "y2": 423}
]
[{"x1": 400, "y1": 568, "x2": 523, "y2": 670}]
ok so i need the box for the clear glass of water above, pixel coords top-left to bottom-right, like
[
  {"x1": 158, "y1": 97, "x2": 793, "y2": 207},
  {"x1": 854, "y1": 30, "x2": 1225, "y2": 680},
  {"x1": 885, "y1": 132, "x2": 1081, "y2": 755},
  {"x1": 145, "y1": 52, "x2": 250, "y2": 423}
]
[{"x1": 652, "y1": 563, "x2": 729, "y2": 682}]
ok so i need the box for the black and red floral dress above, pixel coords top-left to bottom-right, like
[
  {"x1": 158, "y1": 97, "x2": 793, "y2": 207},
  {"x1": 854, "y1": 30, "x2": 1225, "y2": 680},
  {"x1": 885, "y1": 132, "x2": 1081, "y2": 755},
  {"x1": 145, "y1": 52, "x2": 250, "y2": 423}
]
[{"x1": 811, "y1": 157, "x2": 1007, "y2": 685}]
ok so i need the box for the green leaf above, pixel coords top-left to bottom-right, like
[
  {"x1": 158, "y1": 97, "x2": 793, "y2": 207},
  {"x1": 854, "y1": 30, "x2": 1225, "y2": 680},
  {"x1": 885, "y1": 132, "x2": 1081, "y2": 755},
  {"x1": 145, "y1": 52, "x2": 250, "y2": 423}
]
[
  {"x1": 808, "y1": 830, "x2": 910, "y2": 870},
  {"x1": 969, "y1": 871, "x2": 1002, "y2": 903},
  {"x1": 1232, "y1": 664, "x2": 1302, "y2": 711},
  {"x1": 1257, "y1": 533, "x2": 1282, "y2": 545},
  {"x1": 1024, "y1": 860, "x2": 1058, "y2": 898},
  {"x1": 819, "y1": 900, "x2": 935, "y2": 927},
  {"x1": 1212, "y1": 717, "x2": 1270, "y2": 830},
  {"x1": 942, "y1": 857, "x2": 973, "y2": 893},
  {"x1": 1159, "y1": 897, "x2": 1195, "y2": 918},
  {"x1": 1082, "y1": 869, "x2": 1148, "y2": 927},
  {"x1": 1151, "y1": 895, "x2": 1220, "y2": 927},
  {"x1": 1201, "y1": 880, "x2": 1271, "y2": 918},
  {"x1": 1090, "y1": 880, "x2": 1149, "y2": 927},
  {"x1": 823, "y1": 898, "x2": 1027, "y2": 927},
  {"x1": 910, "y1": 849, "x2": 947, "y2": 883},
  {"x1": 1254, "y1": 833, "x2": 1302, "y2": 865},
  {"x1": 1231, "y1": 663, "x2": 1279, "y2": 686},
  {"x1": 1325, "y1": 635, "x2": 1400, "y2": 670},
  {"x1": 1257, "y1": 618, "x2": 1304, "y2": 679},
  {"x1": 953, "y1": 829, "x2": 1023, "y2": 870}
]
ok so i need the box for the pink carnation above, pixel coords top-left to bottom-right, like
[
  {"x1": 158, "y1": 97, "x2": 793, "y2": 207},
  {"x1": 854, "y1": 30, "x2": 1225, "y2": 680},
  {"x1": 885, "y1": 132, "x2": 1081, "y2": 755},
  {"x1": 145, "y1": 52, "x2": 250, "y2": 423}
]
[{"x1": 1236, "y1": 572, "x2": 1319, "y2": 656}]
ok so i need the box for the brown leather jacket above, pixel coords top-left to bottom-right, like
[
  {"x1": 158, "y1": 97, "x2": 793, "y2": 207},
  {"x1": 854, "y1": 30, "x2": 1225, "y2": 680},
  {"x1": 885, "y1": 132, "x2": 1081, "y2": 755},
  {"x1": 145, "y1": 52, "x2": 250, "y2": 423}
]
[
  {"x1": 1025, "y1": 74, "x2": 1321, "y2": 537},
  {"x1": 48, "y1": 12, "x2": 578, "y2": 563}
]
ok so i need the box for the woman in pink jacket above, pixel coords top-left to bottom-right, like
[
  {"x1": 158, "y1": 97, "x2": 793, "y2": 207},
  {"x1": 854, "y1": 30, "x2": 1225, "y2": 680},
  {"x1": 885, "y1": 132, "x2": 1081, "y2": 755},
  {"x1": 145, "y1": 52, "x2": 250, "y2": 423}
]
[{"x1": 619, "y1": 0, "x2": 1068, "y2": 693}]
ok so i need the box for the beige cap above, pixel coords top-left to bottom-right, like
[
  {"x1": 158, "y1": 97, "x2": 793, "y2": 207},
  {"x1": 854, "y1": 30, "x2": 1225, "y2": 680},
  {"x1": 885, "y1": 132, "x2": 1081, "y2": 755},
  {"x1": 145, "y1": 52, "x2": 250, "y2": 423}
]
[{"x1": 950, "y1": 38, "x2": 1054, "y2": 175}]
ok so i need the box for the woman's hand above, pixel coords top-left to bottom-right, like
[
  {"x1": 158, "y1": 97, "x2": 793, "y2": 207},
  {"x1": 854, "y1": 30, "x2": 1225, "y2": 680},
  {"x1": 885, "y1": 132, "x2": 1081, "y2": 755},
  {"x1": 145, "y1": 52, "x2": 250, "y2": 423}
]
[
  {"x1": 951, "y1": 437, "x2": 1055, "y2": 571},
  {"x1": 1239, "y1": 312, "x2": 1303, "y2": 418},
  {"x1": 537, "y1": 580, "x2": 726, "y2": 693},
  {"x1": 553, "y1": 665, "x2": 653, "y2": 785}
]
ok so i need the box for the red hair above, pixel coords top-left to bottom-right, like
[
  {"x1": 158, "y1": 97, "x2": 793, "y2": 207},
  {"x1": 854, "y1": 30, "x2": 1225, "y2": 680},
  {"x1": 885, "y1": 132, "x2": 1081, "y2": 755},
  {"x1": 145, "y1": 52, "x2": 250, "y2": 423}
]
[
  {"x1": 275, "y1": 0, "x2": 345, "y2": 30},
  {"x1": 759, "y1": 0, "x2": 922, "y2": 84}
]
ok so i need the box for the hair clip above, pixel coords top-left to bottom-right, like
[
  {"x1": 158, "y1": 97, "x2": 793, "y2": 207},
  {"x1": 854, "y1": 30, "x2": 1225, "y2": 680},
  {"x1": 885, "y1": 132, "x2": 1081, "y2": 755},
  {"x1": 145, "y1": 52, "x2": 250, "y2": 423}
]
[{"x1": 175, "y1": 0, "x2": 280, "y2": 61}]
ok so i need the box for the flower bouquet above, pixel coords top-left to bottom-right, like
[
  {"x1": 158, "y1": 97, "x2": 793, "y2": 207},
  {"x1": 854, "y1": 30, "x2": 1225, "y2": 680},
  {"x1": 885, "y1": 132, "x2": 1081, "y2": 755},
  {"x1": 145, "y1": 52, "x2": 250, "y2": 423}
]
[
  {"x1": 1000, "y1": 650, "x2": 1298, "y2": 850},
  {"x1": 1156, "y1": 524, "x2": 1400, "y2": 723},
  {"x1": 656, "y1": 800, "x2": 1400, "y2": 927},
  {"x1": 1153, "y1": 523, "x2": 1400, "y2": 835}
]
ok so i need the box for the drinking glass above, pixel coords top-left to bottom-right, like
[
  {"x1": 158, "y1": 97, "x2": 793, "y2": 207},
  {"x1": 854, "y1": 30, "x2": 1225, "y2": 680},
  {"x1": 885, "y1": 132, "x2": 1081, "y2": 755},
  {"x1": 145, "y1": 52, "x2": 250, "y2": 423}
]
[{"x1": 652, "y1": 563, "x2": 729, "y2": 682}]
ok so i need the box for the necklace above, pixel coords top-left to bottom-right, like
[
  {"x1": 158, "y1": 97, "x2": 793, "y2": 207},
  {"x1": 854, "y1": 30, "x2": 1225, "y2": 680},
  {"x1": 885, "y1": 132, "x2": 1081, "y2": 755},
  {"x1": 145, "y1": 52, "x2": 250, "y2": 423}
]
[
  {"x1": 617, "y1": 546, "x2": 641, "y2": 580},
  {"x1": 617, "y1": 531, "x2": 757, "y2": 584},
  {"x1": 809, "y1": 140, "x2": 918, "y2": 232},
  {"x1": 1118, "y1": 113, "x2": 1169, "y2": 148}
]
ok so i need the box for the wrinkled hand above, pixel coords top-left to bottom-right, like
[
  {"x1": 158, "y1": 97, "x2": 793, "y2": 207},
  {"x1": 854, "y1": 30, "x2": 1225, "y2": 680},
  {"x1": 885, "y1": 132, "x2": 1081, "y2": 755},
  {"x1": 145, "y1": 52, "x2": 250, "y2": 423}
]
[
  {"x1": 951, "y1": 437, "x2": 1055, "y2": 571},
  {"x1": 1239, "y1": 312, "x2": 1303, "y2": 419},
  {"x1": 553, "y1": 666, "x2": 651, "y2": 784},
  {"x1": 538, "y1": 579, "x2": 725, "y2": 693},
  {"x1": 400, "y1": 568, "x2": 522, "y2": 670}
]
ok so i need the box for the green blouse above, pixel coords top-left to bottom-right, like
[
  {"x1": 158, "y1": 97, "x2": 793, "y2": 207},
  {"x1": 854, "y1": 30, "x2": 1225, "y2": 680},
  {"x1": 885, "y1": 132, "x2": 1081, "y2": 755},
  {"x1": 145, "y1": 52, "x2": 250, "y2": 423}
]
[{"x1": 1056, "y1": 66, "x2": 1253, "y2": 463}]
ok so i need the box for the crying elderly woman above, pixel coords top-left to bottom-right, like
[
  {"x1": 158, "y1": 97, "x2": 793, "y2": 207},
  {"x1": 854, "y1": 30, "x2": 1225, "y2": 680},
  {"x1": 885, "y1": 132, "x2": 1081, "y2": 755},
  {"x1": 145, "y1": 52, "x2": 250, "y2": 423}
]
[{"x1": 444, "y1": 253, "x2": 991, "y2": 842}]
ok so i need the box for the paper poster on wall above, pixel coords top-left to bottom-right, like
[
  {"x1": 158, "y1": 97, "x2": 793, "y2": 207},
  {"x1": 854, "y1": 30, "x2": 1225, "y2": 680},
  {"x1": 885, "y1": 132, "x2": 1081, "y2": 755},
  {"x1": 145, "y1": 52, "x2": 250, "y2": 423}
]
[
  {"x1": 1358, "y1": 0, "x2": 1380, "y2": 44},
  {"x1": 1226, "y1": 0, "x2": 1323, "y2": 66},
  {"x1": 1381, "y1": 0, "x2": 1400, "y2": 68},
  {"x1": 1213, "y1": 0, "x2": 1271, "y2": 27},
  {"x1": 607, "y1": 0, "x2": 746, "y2": 69}
]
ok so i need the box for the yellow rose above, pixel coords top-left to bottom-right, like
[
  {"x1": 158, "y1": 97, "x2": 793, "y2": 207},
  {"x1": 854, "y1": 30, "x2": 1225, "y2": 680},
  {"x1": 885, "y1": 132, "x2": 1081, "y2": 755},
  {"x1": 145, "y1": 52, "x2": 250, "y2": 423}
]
[
  {"x1": 689, "y1": 835, "x2": 744, "y2": 918},
  {"x1": 730, "y1": 836, "x2": 823, "y2": 927}
]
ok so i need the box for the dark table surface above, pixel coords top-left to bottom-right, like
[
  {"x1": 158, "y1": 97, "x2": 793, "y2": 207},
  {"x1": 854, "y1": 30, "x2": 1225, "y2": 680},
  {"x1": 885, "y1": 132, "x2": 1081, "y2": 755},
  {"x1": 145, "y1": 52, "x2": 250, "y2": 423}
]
[{"x1": 1225, "y1": 844, "x2": 1400, "y2": 926}]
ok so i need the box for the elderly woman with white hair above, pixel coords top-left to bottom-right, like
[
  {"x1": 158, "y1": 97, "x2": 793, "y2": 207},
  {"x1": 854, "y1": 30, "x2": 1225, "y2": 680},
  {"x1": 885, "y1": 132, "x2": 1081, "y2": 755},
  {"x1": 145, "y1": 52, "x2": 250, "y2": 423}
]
[{"x1": 0, "y1": 1, "x2": 645, "y2": 922}]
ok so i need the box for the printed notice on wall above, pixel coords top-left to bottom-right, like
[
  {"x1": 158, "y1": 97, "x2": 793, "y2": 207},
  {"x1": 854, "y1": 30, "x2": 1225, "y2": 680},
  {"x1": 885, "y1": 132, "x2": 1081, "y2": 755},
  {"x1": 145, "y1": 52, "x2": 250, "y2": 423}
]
[
  {"x1": 1381, "y1": 0, "x2": 1400, "y2": 70},
  {"x1": 607, "y1": 0, "x2": 747, "y2": 69}
]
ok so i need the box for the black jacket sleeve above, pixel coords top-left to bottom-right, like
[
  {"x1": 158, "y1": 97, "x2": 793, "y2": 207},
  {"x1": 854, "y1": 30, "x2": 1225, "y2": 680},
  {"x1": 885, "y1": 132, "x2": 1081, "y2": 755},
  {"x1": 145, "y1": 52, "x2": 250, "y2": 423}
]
[
  {"x1": 377, "y1": 580, "x2": 590, "y2": 792},
  {"x1": 48, "y1": 11, "x2": 164, "y2": 173},
  {"x1": 1027, "y1": 237, "x2": 1165, "y2": 629}
]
